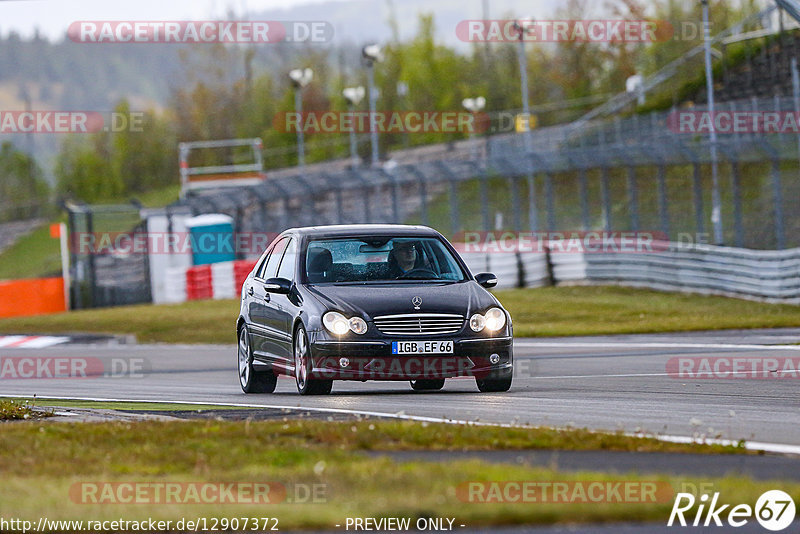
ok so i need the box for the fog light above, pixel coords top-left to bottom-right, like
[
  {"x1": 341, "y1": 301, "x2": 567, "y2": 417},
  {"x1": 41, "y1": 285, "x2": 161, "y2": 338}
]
[
  {"x1": 489, "y1": 353, "x2": 500, "y2": 364},
  {"x1": 339, "y1": 358, "x2": 350, "y2": 368}
]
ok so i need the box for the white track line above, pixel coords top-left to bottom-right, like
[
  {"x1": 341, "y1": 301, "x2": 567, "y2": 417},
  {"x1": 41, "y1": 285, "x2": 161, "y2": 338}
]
[
  {"x1": 4, "y1": 393, "x2": 800, "y2": 456},
  {"x1": 0, "y1": 336, "x2": 70, "y2": 348},
  {"x1": 516, "y1": 342, "x2": 800, "y2": 351}
]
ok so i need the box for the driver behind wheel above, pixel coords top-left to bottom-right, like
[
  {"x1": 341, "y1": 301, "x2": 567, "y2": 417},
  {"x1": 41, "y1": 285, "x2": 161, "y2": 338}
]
[{"x1": 388, "y1": 241, "x2": 425, "y2": 278}]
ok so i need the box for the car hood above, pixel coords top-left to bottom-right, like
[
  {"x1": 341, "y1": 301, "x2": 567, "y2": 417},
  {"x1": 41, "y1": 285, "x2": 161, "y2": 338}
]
[{"x1": 305, "y1": 281, "x2": 497, "y2": 319}]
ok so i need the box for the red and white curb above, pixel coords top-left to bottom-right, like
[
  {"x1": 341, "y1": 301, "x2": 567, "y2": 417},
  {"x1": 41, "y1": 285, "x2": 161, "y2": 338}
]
[{"x1": 0, "y1": 335, "x2": 71, "y2": 349}]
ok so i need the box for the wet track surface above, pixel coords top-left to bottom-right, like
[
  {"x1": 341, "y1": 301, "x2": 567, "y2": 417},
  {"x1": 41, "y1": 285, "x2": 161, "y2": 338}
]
[{"x1": 1, "y1": 329, "x2": 799, "y2": 447}]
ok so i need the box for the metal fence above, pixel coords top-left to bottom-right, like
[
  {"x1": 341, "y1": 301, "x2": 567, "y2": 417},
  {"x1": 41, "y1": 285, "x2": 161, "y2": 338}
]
[
  {"x1": 175, "y1": 94, "x2": 800, "y2": 252},
  {"x1": 66, "y1": 202, "x2": 152, "y2": 309}
]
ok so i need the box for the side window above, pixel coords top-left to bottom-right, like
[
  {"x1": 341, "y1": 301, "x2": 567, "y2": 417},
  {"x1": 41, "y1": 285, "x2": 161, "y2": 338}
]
[
  {"x1": 254, "y1": 246, "x2": 274, "y2": 279},
  {"x1": 264, "y1": 238, "x2": 288, "y2": 280},
  {"x1": 257, "y1": 238, "x2": 286, "y2": 280},
  {"x1": 276, "y1": 238, "x2": 297, "y2": 281}
]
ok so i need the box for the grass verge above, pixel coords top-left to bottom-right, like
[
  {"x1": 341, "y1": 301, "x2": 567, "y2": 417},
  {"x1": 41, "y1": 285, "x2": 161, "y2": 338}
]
[
  {"x1": 1, "y1": 286, "x2": 800, "y2": 343},
  {"x1": 0, "y1": 399, "x2": 53, "y2": 421},
  {"x1": 0, "y1": 418, "x2": 790, "y2": 529},
  {"x1": 0, "y1": 223, "x2": 62, "y2": 280}
]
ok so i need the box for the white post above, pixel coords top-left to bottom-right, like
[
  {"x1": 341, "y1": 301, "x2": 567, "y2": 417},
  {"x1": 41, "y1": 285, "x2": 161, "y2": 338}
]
[{"x1": 58, "y1": 222, "x2": 70, "y2": 310}]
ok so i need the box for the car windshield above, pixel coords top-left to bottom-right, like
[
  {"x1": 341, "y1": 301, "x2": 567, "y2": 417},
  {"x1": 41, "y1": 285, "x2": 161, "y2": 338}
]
[{"x1": 305, "y1": 236, "x2": 467, "y2": 284}]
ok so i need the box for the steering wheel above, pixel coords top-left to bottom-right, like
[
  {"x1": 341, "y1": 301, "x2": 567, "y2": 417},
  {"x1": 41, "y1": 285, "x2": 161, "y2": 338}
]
[{"x1": 398, "y1": 267, "x2": 439, "y2": 279}]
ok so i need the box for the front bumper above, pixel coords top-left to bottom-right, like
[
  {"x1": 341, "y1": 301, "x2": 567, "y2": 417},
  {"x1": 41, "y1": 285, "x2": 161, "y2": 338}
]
[{"x1": 308, "y1": 335, "x2": 513, "y2": 380}]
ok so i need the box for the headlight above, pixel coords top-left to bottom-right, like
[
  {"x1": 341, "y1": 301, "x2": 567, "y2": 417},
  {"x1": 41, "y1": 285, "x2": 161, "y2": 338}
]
[
  {"x1": 323, "y1": 311, "x2": 350, "y2": 335},
  {"x1": 470, "y1": 313, "x2": 486, "y2": 332},
  {"x1": 323, "y1": 311, "x2": 368, "y2": 335},
  {"x1": 484, "y1": 307, "x2": 506, "y2": 332},
  {"x1": 349, "y1": 317, "x2": 368, "y2": 335},
  {"x1": 470, "y1": 308, "x2": 506, "y2": 333}
]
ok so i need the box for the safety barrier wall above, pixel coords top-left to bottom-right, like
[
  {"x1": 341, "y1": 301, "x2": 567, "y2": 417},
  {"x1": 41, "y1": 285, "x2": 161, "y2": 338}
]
[
  {"x1": 164, "y1": 260, "x2": 257, "y2": 303},
  {"x1": 583, "y1": 242, "x2": 800, "y2": 303},
  {"x1": 464, "y1": 241, "x2": 800, "y2": 303},
  {"x1": 0, "y1": 277, "x2": 67, "y2": 318},
  {"x1": 157, "y1": 244, "x2": 800, "y2": 304}
]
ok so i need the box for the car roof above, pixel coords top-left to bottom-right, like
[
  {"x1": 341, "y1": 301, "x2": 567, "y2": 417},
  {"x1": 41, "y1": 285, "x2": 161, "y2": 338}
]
[{"x1": 282, "y1": 224, "x2": 442, "y2": 239}]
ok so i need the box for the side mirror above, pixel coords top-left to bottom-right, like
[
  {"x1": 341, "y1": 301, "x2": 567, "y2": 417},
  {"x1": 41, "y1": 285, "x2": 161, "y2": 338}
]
[
  {"x1": 264, "y1": 277, "x2": 292, "y2": 294},
  {"x1": 475, "y1": 272, "x2": 498, "y2": 289}
]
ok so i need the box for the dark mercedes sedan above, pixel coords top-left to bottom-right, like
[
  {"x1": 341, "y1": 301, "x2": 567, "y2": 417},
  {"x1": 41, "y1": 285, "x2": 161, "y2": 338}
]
[{"x1": 236, "y1": 225, "x2": 513, "y2": 395}]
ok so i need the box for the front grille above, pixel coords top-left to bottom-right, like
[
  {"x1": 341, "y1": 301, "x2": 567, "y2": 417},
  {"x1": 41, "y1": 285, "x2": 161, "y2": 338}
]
[{"x1": 373, "y1": 313, "x2": 465, "y2": 336}]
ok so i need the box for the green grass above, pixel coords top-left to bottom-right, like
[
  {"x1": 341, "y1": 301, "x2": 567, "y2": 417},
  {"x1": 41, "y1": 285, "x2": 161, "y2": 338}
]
[
  {"x1": 0, "y1": 223, "x2": 62, "y2": 280},
  {"x1": 0, "y1": 298, "x2": 238, "y2": 344},
  {"x1": 0, "y1": 399, "x2": 53, "y2": 421},
  {"x1": 0, "y1": 419, "x2": 791, "y2": 529},
  {"x1": 131, "y1": 183, "x2": 180, "y2": 208},
  {"x1": 1, "y1": 286, "x2": 800, "y2": 343},
  {"x1": 496, "y1": 286, "x2": 800, "y2": 337}
]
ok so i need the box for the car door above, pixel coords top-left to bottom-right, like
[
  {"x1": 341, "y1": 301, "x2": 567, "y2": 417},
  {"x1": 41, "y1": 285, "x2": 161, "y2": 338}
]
[
  {"x1": 262, "y1": 237, "x2": 298, "y2": 364},
  {"x1": 249, "y1": 237, "x2": 287, "y2": 363}
]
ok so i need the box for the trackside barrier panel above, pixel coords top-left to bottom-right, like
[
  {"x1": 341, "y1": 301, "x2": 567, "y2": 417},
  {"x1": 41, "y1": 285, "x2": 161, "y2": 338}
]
[
  {"x1": 0, "y1": 277, "x2": 66, "y2": 318},
  {"x1": 234, "y1": 260, "x2": 258, "y2": 294},
  {"x1": 186, "y1": 265, "x2": 213, "y2": 301},
  {"x1": 584, "y1": 241, "x2": 800, "y2": 302},
  {"x1": 164, "y1": 267, "x2": 188, "y2": 304},
  {"x1": 166, "y1": 260, "x2": 257, "y2": 303},
  {"x1": 211, "y1": 262, "x2": 235, "y2": 300}
]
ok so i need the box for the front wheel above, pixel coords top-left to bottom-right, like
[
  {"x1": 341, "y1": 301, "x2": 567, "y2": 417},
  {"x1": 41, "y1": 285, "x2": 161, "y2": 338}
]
[
  {"x1": 294, "y1": 325, "x2": 332, "y2": 395},
  {"x1": 238, "y1": 327, "x2": 277, "y2": 394},
  {"x1": 475, "y1": 369, "x2": 512, "y2": 393},
  {"x1": 410, "y1": 379, "x2": 445, "y2": 391}
]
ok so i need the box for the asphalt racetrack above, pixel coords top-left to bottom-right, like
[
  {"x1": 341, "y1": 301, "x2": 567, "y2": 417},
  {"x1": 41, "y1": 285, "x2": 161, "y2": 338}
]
[{"x1": 2, "y1": 329, "x2": 799, "y2": 449}]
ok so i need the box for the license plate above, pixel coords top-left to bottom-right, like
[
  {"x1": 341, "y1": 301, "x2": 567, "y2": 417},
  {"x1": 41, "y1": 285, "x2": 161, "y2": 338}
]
[{"x1": 392, "y1": 340, "x2": 454, "y2": 354}]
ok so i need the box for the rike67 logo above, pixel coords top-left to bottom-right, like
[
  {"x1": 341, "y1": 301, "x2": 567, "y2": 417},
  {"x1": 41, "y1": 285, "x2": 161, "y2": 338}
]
[{"x1": 668, "y1": 490, "x2": 796, "y2": 531}]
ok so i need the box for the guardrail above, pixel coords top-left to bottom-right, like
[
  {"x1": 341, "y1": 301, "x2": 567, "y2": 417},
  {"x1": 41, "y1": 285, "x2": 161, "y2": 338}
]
[{"x1": 462, "y1": 242, "x2": 800, "y2": 303}]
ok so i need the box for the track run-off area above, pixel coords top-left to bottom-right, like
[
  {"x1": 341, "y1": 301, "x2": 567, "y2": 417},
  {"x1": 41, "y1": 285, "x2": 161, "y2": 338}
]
[{"x1": 1, "y1": 329, "x2": 799, "y2": 452}]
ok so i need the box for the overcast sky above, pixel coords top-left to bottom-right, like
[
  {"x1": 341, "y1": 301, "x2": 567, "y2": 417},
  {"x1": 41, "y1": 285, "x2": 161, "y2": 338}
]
[{"x1": 0, "y1": 0, "x2": 350, "y2": 40}]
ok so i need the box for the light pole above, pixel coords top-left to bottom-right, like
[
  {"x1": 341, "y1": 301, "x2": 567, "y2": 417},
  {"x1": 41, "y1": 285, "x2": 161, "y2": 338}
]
[
  {"x1": 513, "y1": 18, "x2": 537, "y2": 232},
  {"x1": 343, "y1": 86, "x2": 365, "y2": 168},
  {"x1": 362, "y1": 44, "x2": 383, "y2": 166},
  {"x1": 462, "y1": 96, "x2": 486, "y2": 160},
  {"x1": 289, "y1": 68, "x2": 313, "y2": 168},
  {"x1": 702, "y1": 0, "x2": 723, "y2": 245}
]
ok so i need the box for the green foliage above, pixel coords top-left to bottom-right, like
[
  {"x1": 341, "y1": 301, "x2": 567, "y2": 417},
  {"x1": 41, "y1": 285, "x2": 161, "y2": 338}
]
[
  {"x1": 55, "y1": 100, "x2": 177, "y2": 203},
  {"x1": 0, "y1": 142, "x2": 50, "y2": 221},
  {"x1": 50, "y1": 2, "x2": 770, "y2": 204}
]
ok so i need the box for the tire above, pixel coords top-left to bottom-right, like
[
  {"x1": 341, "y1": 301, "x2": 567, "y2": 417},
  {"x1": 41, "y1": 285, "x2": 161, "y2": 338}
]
[
  {"x1": 294, "y1": 325, "x2": 333, "y2": 395},
  {"x1": 475, "y1": 369, "x2": 512, "y2": 393},
  {"x1": 238, "y1": 326, "x2": 277, "y2": 394},
  {"x1": 410, "y1": 379, "x2": 445, "y2": 391}
]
